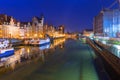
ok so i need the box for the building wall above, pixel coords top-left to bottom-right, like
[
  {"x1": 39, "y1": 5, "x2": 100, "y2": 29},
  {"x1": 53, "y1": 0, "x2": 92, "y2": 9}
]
[
  {"x1": 103, "y1": 9, "x2": 120, "y2": 37},
  {"x1": 113, "y1": 10, "x2": 120, "y2": 37},
  {"x1": 93, "y1": 11, "x2": 103, "y2": 35},
  {"x1": 83, "y1": 30, "x2": 93, "y2": 37},
  {"x1": 103, "y1": 10, "x2": 113, "y2": 37},
  {"x1": 0, "y1": 25, "x2": 2, "y2": 38},
  {"x1": 0, "y1": 15, "x2": 45, "y2": 39},
  {"x1": 0, "y1": 14, "x2": 7, "y2": 25},
  {"x1": 58, "y1": 25, "x2": 64, "y2": 34},
  {"x1": 2, "y1": 25, "x2": 20, "y2": 38},
  {"x1": 32, "y1": 16, "x2": 44, "y2": 38},
  {"x1": 45, "y1": 25, "x2": 55, "y2": 37},
  {"x1": 94, "y1": 9, "x2": 120, "y2": 38}
]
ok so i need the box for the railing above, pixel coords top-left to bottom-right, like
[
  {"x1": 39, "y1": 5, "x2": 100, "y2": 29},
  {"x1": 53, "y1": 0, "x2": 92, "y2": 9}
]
[{"x1": 86, "y1": 38, "x2": 120, "y2": 76}]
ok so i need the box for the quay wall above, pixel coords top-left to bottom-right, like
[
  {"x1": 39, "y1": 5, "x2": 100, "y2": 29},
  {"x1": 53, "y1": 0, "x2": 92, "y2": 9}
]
[{"x1": 86, "y1": 38, "x2": 120, "y2": 80}]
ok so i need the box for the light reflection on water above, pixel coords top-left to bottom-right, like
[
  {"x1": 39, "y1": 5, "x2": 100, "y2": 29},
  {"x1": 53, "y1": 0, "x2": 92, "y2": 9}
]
[
  {"x1": 0, "y1": 38, "x2": 101, "y2": 80},
  {"x1": 0, "y1": 38, "x2": 65, "y2": 73}
]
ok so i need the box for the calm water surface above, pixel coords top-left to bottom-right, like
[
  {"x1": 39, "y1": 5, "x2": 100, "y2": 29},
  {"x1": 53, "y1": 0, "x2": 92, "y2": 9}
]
[{"x1": 0, "y1": 38, "x2": 99, "y2": 80}]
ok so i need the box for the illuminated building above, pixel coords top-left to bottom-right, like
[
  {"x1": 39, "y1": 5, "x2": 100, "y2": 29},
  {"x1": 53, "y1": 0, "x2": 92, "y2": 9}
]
[
  {"x1": 0, "y1": 14, "x2": 20, "y2": 38},
  {"x1": 94, "y1": 9, "x2": 120, "y2": 37},
  {"x1": 32, "y1": 15, "x2": 44, "y2": 38},
  {"x1": 19, "y1": 27, "x2": 25, "y2": 39},
  {"x1": 47, "y1": 25, "x2": 55, "y2": 36},
  {"x1": 58, "y1": 25, "x2": 64, "y2": 34},
  {"x1": 0, "y1": 25, "x2": 2, "y2": 38},
  {"x1": 43, "y1": 24, "x2": 55, "y2": 37},
  {"x1": 0, "y1": 14, "x2": 66, "y2": 39},
  {"x1": 93, "y1": 11, "x2": 103, "y2": 35},
  {"x1": 83, "y1": 29, "x2": 93, "y2": 37},
  {"x1": 0, "y1": 14, "x2": 8, "y2": 25},
  {"x1": 43, "y1": 24, "x2": 48, "y2": 34},
  {"x1": 26, "y1": 23, "x2": 32, "y2": 38},
  {"x1": 19, "y1": 22, "x2": 33, "y2": 39},
  {"x1": 2, "y1": 17, "x2": 20, "y2": 38}
]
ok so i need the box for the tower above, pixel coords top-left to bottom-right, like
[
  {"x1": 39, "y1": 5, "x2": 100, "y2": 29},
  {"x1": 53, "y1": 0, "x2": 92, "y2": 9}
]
[
  {"x1": 40, "y1": 15, "x2": 44, "y2": 26},
  {"x1": 10, "y1": 17, "x2": 14, "y2": 25}
]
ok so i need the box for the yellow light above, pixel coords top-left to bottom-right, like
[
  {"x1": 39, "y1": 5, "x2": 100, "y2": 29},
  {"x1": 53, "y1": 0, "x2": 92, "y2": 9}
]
[
  {"x1": 34, "y1": 34, "x2": 37, "y2": 37},
  {"x1": 27, "y1": 48, "x2": 30, "y2": 53},
  {"x1": 27, "y1": 34, "x2": 29, "y2": 36}
]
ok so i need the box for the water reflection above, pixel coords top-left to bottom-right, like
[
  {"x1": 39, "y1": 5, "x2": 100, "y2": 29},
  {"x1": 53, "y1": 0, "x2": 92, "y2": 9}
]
[
  {"x1": 0, "y1": 38, "x2": 66, "y2": 74},
  {"x1": 50, "y1": 38, "x2": 65, "y2": 49},
  {"x1": 39, "y1": 43, "x2": 50, "y2": 50}
]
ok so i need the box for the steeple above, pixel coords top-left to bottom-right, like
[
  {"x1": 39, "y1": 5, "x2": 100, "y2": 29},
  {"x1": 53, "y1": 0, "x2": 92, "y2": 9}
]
[
  {"x1": 10, "y1": 17, "x2": 14, "y2": 25},
  {"x1": 40, "y1": 14, "x2": 44, "y2": 26}
]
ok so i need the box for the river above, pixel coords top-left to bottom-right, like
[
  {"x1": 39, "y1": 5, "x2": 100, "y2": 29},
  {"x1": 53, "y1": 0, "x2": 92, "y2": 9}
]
[{"x1": 0, "y1": 38, "x2": 106, "y2": 80}]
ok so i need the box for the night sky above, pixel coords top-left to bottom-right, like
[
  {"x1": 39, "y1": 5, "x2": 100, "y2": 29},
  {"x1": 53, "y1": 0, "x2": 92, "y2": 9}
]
[{"x1": 0, "y1": 0, "x2": 115, "y2": 32}]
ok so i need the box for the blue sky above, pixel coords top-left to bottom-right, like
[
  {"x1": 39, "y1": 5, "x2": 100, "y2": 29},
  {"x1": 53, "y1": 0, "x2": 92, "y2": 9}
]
[{"x1": 0, "y1": 0, "x2": 115, "y2": 32}]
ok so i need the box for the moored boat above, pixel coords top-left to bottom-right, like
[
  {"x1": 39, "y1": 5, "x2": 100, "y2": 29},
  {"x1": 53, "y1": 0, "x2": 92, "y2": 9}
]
[
  {"x1": 39, "y1": 43, "x2": 50, "y2": 50},
  {"x1": 0, "y1": 48, "x2": 14, "y2": 58},
  {"x1": 0, "y1": 39, "x2": 14, "y2": 58},
  {"x1": 28, "y1": 38, "x2": 50, "y2": 46}
]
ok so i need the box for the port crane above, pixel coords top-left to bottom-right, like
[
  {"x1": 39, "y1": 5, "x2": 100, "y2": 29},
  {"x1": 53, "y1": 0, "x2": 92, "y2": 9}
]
[
  {"x1": 100, "y1": 0, "x2": 120, "y2": 10},
  {"x1": 107, "y1": 0, "x2": 120, "y2": 9}
]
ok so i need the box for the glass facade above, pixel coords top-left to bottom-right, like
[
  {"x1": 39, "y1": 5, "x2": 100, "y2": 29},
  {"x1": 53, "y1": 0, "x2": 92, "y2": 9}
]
[{"x1": 103, "y1": 9, "x2": 120, "y2": 37}]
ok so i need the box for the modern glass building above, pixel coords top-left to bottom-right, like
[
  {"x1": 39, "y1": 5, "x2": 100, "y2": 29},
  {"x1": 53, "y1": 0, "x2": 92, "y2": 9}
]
[{"x1": 94, "y1": 9, "x2": 120, "y2": 38}]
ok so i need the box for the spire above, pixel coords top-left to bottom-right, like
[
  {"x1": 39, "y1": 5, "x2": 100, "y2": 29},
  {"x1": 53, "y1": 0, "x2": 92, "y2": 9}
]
[
  {"x1": 10, "y1": 17, "x2": 14, "y2": 25},
  {"x1": 40, "y1": 13, "x2": 44, "y2": 26}
]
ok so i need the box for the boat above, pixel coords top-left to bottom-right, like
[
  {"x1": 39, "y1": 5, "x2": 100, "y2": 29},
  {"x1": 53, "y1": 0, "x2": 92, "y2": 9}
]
[
  {"x1": 29, "y1": 38, "x2": 51, "y2": 46},
  {"x1": 0, "y1": 48, "x2": 14, "y2": 58},
  {"x1": 0, "y1": 39, "x2": 14, "y2": 58},
  {"x1": 39, "y1": 43, "x2": 50, "y2": 50}
]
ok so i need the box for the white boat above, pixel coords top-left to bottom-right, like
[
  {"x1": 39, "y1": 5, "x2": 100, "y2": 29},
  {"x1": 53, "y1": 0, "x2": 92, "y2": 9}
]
[
  {"x1": 39, "y1": 43, "x2": 50, "y2": 50},
  {"x1": 29, "y1": 38, "x2": 50, "y2": 46},
  {"x1": 0, "y1": 39, "x2": 14, "y2": 58},
  {"x1": 0, "y1": 48, "x2": 14, "y2": 58}
]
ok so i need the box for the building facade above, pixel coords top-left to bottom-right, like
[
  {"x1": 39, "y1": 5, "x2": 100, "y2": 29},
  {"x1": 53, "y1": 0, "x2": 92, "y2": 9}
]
[
  {"x1": 2, "y1": 17, "x2": 20, "y2": 38},
  {"x1": 94, "y1": 9, "x2": 120, "y2": 37},
  {"x1": 93, "y1": 11, "x2": 103, "y2": 34},
  {"x1": 83, "y1": 29, "x2": 93, "y2": 37},
  {"x1": 0, "y1": 25, "x2": 3, "y2": 38},
  {"x1": 32, "y1": 16, "x2": 44, "y2": 38},
  {"x1": 0, "y1": 14, "x2": 65, "y2": 39},
  {"x1": 58, "y1": 25, "x2": 64, "y2": 34}
]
